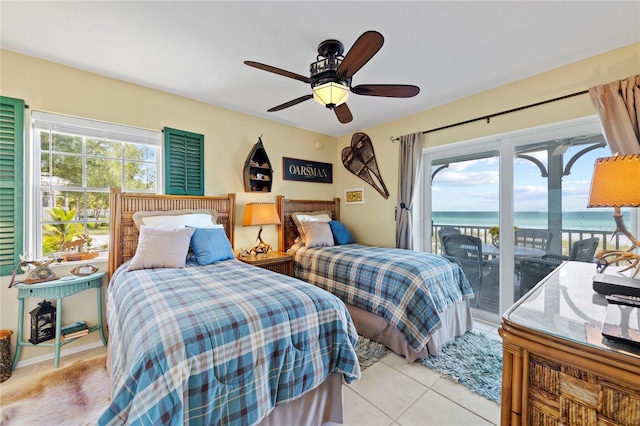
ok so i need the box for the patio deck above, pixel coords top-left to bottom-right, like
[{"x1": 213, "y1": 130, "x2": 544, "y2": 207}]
[{"x1": 433, "y1": 224, "x2": 627, "y2": 315}]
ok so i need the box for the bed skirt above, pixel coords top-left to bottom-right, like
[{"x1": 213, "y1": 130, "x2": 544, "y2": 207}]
[
  {"x1": 345, "y1": 299, "x2": 473, "y2": 362},
  {"x1": 107, "y1": 354, "x2": 343, "y2": 426},
  {"x1": 258, "y1": 373, "x2": 343, "y2": 426}
]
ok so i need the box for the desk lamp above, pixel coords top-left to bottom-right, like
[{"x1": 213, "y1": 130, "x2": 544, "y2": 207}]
[
  {"x1": 588, "y1": 154, "x2": 640, "y2": 295},
  {"x1": 242, "y1": 203, "x2": 281, "y2": 255}
]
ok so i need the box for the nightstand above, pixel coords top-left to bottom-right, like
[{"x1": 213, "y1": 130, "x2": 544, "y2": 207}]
[
  {"x1": 11, "y1": 271, "x2": 108, "y2": 370},
  {"x1": 238, "y1": 251, "x2": 294, "y2": 277}
]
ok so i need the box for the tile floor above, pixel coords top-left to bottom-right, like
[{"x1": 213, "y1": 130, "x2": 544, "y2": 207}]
[
  {"x1": 342, "y1": 319, "x2": 502, "y2": 426},
  {"x1": 1, "y1": 320, "x2": 502, "y2": 425}
]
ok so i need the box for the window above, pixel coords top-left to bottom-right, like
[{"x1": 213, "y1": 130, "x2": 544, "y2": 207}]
[{"x1": 32, "y1": 112, "x2": 162, "y2": 258}]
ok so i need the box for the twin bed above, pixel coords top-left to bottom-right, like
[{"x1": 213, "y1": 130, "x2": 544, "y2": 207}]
[
  {"x1": 101, "y1": 189, "x2": 360, "y2": 425},
  {"x1": 276, "y1": 196, "x2": 474, "y2": 362},
  {"x1": 101, "y1": 189, "x2": 474, "y2": 424}
]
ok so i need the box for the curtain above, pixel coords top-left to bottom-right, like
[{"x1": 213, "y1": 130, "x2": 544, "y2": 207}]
[
  {"x1": 589, "y1": 74, "x2": 640, "y2": 155},
  {"x1": 396, "y1": 132, "x2": 424, "y2": 249}
]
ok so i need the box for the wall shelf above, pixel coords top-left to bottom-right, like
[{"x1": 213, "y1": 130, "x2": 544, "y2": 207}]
[{"x1": 243, "y1": 136, "x2": 273, "y2": 192}]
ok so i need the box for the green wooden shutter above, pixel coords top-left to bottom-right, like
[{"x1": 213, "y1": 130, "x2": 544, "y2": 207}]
[
  {"x1": 0, "y1": 96, "x2": 24, "y2": 276},
  {"x1": 164, "y1": 127, "x2": 204, "y2": 196}
]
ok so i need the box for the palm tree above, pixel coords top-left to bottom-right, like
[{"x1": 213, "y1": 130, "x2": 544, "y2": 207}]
[{"x1": 43, "y1": 207, "x2": 83, "y2": 252}]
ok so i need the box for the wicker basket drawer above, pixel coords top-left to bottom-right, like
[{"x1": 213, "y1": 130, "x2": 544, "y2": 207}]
[{"x1": 527, "y1": 354, "x2": 640, "y2": 425}]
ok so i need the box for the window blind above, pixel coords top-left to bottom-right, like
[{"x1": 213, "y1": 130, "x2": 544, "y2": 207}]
[{"x1": 32, "y1": 111, "x2": 161, "y2": 146}]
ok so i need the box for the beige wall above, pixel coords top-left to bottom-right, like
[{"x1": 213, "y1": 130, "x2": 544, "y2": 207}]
[
  {"x1": 1, "y1": 42, "x2": 638, "y2": 365},
  {"x1": 336, "y1": 42, "x2": 639, "y2": 247},
  {"x1": 0, "y1": 49, "x2": 338, "y2": 365}
]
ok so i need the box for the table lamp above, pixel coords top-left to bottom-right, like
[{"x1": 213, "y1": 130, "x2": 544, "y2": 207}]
[
  {"x1": 588, "y1": 154, "x2": 640, "y2": 295},
  {"x1": 242, "y1": 203, "x2": 281, "y2": 255}
]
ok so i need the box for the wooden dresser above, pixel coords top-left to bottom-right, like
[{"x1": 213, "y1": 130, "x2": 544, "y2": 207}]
[{"x1": 500, "y1": 261, "x2": 640, "y2": 425}]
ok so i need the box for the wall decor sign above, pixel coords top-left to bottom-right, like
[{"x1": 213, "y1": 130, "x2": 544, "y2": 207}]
[
  {"x1": 345, "y1": 188, "x2": 365, "y2": 205},
  {"x1": 283, "y1": 157, "x2": 333, "y2": 184}
]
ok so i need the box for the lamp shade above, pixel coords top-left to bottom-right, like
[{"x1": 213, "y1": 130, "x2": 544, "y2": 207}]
[
  {"x1": 312, "y1": 82, "x2": 350, "y2": 108},
  {"x1": 588, "y1": 154, "x2": 640, "y2": 208},
  {"x1": 243, "y1": 203, "x2": 281, "y2": 226}
]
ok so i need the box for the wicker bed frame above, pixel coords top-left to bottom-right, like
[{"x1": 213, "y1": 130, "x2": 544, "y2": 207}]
[
  {"x1": 276, "y1": 195, "x2": 340, "y2": 253},
  {"x1": 276, "y1": 195, "x2": 473, "y2": 361},
  {"x1": 108, "y1": 188, "x2": 236, "y2": 277}
]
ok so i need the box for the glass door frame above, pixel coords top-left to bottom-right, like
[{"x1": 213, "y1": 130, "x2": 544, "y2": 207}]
[{"x1": 419, "y1": 115, "x2": 605, "y2": 323}]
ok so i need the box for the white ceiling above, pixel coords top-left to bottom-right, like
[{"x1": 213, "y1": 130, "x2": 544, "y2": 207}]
[{"x1": 2, "y1": 1, "x2": 639, "y2": 138}]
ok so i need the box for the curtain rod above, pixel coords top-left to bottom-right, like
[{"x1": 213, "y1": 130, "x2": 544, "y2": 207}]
[{"x1": 390, "y1": 89, "x2": 589, "y2": 142}]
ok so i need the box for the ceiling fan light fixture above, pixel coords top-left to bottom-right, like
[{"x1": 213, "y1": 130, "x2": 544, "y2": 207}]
[{"x1": 312, "y1": 82, "x2": 350, "y2": 109}]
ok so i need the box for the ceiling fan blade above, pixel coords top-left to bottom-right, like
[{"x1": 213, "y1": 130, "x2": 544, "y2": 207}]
[
  {"x1": 337, "y1": 31, "x2": 384, "y2": 78},
  {"x1": 244, "y1": 61, "x2": 310, "y2": 84},
  {"x1": 352, "y1": 84, "x2": 420, "y2": 98},
  {"x1": 334, "y1": 103, "x2": 353, "y2": 123},
  {"x1": 267, "y1": 94, "x2": 313, "y2": 112}
]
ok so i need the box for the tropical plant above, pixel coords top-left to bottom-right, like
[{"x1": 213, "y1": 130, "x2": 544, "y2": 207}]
[
  {"x1": 488, "y1": 226, "x2": 519, "y2": 237},
  {"x1": 42, "y1": 207, "x2": 83, "y2": 254}
]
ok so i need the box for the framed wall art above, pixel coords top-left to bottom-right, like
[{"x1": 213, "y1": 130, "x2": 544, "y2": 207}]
[{"x1": 344, "y1": 188, "x2": 365, "y2": 205}]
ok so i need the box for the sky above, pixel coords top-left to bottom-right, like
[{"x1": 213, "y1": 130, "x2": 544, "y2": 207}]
[{"x1": 431, "y1": 141, "x2": 612, "y2": 213}]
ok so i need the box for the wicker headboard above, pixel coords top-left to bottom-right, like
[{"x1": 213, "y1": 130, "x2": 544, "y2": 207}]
[
  {"x1": 276, "y1": 195, "x2": 340, "y2": 252},
  {"x1": 108, "y1": 188, "x2": 236, "y2": 277}
]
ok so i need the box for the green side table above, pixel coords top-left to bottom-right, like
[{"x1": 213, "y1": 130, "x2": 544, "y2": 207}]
[{"x1": 11, "y1": 271, "x2": 108, "y2": 370}]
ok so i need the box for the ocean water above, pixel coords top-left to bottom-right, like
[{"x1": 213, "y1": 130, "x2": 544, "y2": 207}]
[{"x1": 432, "y1": 211, "x2": 629, "y2": 231}]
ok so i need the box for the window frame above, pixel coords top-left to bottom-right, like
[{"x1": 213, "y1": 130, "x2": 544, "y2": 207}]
[{"x1": 31, "y1": 111, "x2": 163, "y2": 259}]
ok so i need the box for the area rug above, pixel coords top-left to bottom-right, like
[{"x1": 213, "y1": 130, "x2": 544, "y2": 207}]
[
  {"x1": 355, "y1": 332, "x2": 502, "y2": 403},
  {"x1": 0, "y1": 355, "x2": 109, "y2": 425},
  {"x1": 355, "y1": 335, "x2": 390, "y2": 370},
  {"x1": 0, "y1": 341, "x2": 388, "y2": 425},
  {"x1": 421, "y1": 331, "x2": 503, "y2": 403}
]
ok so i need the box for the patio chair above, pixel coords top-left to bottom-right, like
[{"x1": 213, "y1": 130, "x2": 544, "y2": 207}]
[
  {"x1": 543, "y1": 237, "x2": 600, "y2": 264},
  {"x1": 515, "y1": 228, "x2": 553, "y2": 252},
  {"x1": 441, "y1": 234, "x2": 498, "y2": 307},
  {"x1": 438, "y1": 226, "x2": 461, "y2": 254},
  {"x1": 513, "y1": 228, "x2": 553, "y2": 277},
  {"x1": 518, "y1": 257, "x2": 560, "y2": 299}
]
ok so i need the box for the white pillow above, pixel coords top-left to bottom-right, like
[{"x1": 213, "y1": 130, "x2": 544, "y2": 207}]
[
  {"x1": 128, "y1": 226, "x2": 195, "y2": 270},
  {"x1": 301, "y1": 221, "x2": 334, "y2": 248},
  {"x1": 295, "y1": 213, "x2": 332, "y2": 223},
  {"x1": 142, "y1": 213, "x2": 215, "y2": 229},
  {"x1": 291, "y1": 210, "x2": 332, "y2": 242},
  {"x1": 132, "y1": 209, "x2": 218, "y2": 230}
]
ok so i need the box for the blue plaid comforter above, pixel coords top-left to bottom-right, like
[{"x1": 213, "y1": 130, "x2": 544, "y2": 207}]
[
  {"x1": 288, "y1": 242, "x2": 474, "y2": 353},
  {"x1": 99, "y1": 259, "x2": 360, "y2": 425}
]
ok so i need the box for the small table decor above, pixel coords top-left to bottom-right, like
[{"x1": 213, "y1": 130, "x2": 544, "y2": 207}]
[{"x1": 71, "y1": 264, "x2": 99, "y2": 276}]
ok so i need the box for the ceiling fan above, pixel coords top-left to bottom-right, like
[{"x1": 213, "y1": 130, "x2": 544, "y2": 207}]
[{"x1": 244, "y1": 30, "x2": 420, "y2": 124}]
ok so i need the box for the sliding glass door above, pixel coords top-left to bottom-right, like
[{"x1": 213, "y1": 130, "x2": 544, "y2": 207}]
[
  {"x1": 422, "y1": 116, "x2": 614, "y2": 323},
  {"x1": 430, "y1": 151, "x2": 500, "y2": 315},
  {"x1": 513, "y1": 135, "x2": 610, "y2": 304}
]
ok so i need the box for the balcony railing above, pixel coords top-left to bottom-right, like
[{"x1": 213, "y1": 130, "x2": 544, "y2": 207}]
[
  {"x1": 432, "y1": 224, "x2": 626, "y2": 256},
  {"x1": 433, "y1": 223, "x2": 631, "y2": 315}
]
